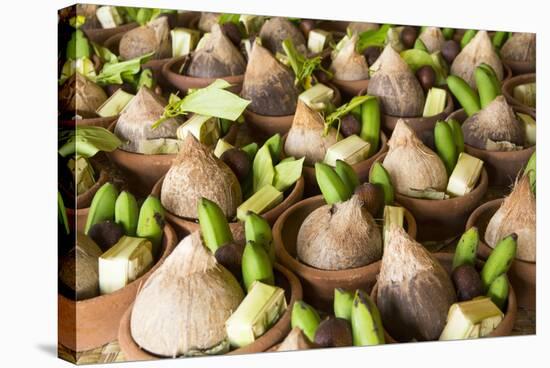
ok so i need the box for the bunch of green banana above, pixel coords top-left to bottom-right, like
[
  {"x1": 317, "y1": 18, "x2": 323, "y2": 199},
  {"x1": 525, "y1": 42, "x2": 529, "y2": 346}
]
[
  {"x1": 480, "y1": 234, "x2": 517, "y2": 291},
  {"x1": 115, "y1": 191, "x2": 139, "y2": 236},
  {"x1": 244, "y1": 212, "x2": 275, "y2": 263},
  {"x1": 452, "y1": 227, "x2": 479, "y2": 270},
  {"x1": 475, "y1": 63, "x2": 501, "y2": 108},
  {"x1": 242, "y1": 241, "x2": 274, "y2": 291},
  {"x1": 460, "y1": 30, "x2": 478, "y2": 49},
  {"x1": 85, "y1": 183, "x2": 119, "y2": 234},
  {"x1": 315, "y1": 162, "x2": 354, "y2": 205},
  {"x1": 291, "y1": 300, "x2": 321, "y2": 342},
  {"x1": 136, "y1": 195, "x2": 166, "y2": 256},
  {"x1": 487, "y1": 274, "x2": 509, "y2": 311},
  {"x1": 442, "y1": 28, "x2": 455, "y2": 40},
  {"x1": 334, "y1": 160, "x2": 359, "y2": 193},
  {"x1": 369, "y1": 162, "x2": 394, "y2": 205},
  {"x1": 334, "y1": 288, "x2": 354, "y2": 321},
  {"x1": 447, "y1": 75, "x2": 481, "y2": 117},
  {"x1": 491, "y1": 31, "x2": 510, "y2": 50},
  {"x1": 447, "y1": 119, "x2": 465, "y2": 154},
  {"x1": 360, "y1": 97, "x2": 381, "y2": 155},
  {"x1": 350, "y1": 290, "x2": 385, "y2": 346},
  {"x1": 434, "y1": 121, "x2": 458, "y2": 175},
  {"x1": 198, "y1": 197, "x2": 234, "y2": 254}
]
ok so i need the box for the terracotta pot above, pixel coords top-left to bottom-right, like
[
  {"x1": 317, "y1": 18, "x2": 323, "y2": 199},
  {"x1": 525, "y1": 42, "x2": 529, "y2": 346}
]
[
  {"x1": 244, "y1": 84, "x2": 342, "y2": 139},
  {"x1": 82, "y1": 22, "x2": 138, "y2": 45},
  {"x1": 331, "y1": 78, "x2": 369, "y2": 98},
  {"x1": 59, "y1": 115, "x2": 118, "y2": 129},
  {"x1": 118, "y1": 263, "x2": 303, "y2": 360},
  {"x1": 503, "y1": 59, "x2": 535, "y2": 76},
  {"x1": 502, "y1": 73, "x2": 536, "y2": 115},
  {"x1": 273, "y1": 194, "x2": 417, "y2": 311},
  {"x1": 162, "y1": 56, "x2": 244, "y2": 94},
  {"x1": 466, "y1": 199, "x2": 536, "y2": 310},
  {"x1": 106, "y1": 119, "x2": 239, "y2": 197},
  {"x1": 446, "y1": 107, "x2": 536, "y2": 187},
  {"x1": 66, "y1": 207, "x2": 88, "y2": 233},
  {"x1": 151, "y1": 175, "x2": 305, "y2": 240},
  {"x1": 64, "y1": 166, "x2": 109, "y2": 227},
  {"x1": 373, "y1": 152, "x2": 488, "y2": 241},
  {"x1": 58, "y1": 223, "x2": 178, "y2": 352},
  {"x1": 371, "y1": 253, "x2": 517, "y2": 342}
]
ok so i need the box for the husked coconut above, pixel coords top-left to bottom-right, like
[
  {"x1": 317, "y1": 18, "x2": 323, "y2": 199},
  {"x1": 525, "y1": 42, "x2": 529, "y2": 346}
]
[
  {"x1": 59, "y1": 73, "x2": 108, "y2": 117},
  {"x1": 500, "y1": 33, "x2": 536, "y2": 69},
  {"x1": 259, "y1": 17, "x2": 307, "y2": 55},
  {"x1": 277, "y1": 327, "x2": 315, "y2": 351},
  {"x1": 418, "y1": 27, "x2": 445, "y2": 53},
  {"x1": 198, "y1": 12, "x2": 220, "y2": 33},
  {"x1": 330, "y1": 33, "x2": 370, "y2": 81},
  {"x1": 119, "y1": 16, "x2": 171, "y2": 60}
]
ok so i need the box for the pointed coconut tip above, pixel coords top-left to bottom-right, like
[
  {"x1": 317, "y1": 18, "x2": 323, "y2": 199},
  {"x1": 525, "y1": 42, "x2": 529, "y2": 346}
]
[
  {"x1": 330, "y1": 33, "x2": 370, "y2": 81},
  {"x1": 277, "y1": 327, "x2": 313, "y2": 351},
  {"x1": 292, "y1": 99, "x2": 326, "y2": 129},
  {"x1": 163, "y1": 231, "x2": 219, "y2": 276},
  {"x1": 387, "y1": 119, "x2": 420, "y2": 147},
  {"x1": 419, "y1": 27, "x2": 445, "y2": 53},
  {"x1": 376, "y1": 44, "x2": 409, "y2": 74},
  {"x1": 259, "y1": 17, "x2": 306, "y2": 54}
]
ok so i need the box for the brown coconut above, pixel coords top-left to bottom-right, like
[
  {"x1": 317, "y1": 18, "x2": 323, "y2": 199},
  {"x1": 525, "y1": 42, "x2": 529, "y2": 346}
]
[
  {"x1": 59, "y1": 233, "x2": 102, "y2": 301},
  {"x1": 297, "y1": 194, "x2": 382, "y2": 270},
  {"x1": 187, "y1": 24, "x2": 246, "y2": 78},
  {"x1": 347, "y1": 22, "x2": 379, "y2": 34},
  {"x1": 198, "y1": 12, "x2": 220, "y2": 33},
  {"x1": 377, "y1": 226, "x2": 456, "y2": 341},
  {"x1": 485, "y1": 175, "x2": 536, "y2": 262},
  {"x1": 130, "y1": 231, "x2": 244, "y2": 357},
  {"x1": 119, "y1": 16, "x2": 171, "y2": 60},
  {"x1": 500, "y1": 33, "x2": 536, "y2": 66},
  {"x1": 114, "y1": 87, "x2": 180, "y2": 153},
  {"x1": 418, "y1": 27, "x2": 445, "y2": 53},
  {"x1": 330, "y1": 33, "x2": 370, "y2": 81},
  {"x1": 59, "y1": 73, "x2": 108, "y2": 117},
  {"x1": 461, "y1": 95, "x2": 525, "y2": 150},
  {"x1": 161, "y1": 134, "x2": 242, "y2": 219},
  {"x1": 284, "y1": 100, "x2": 339, "y2": 166},
  {"x1": 450, "y1": 30, "x2": 503, "y2": 89},
  {"x1": 259, "y1": 17, "x2": 307, "y2": 55},
  {"x1": 383, "y1": 120, "x2": 448, "y2": 196},
  {"x1": 367, "y1": 45, "x2": 425, "y2": 117},
  {"x1": 240, "y1": 43, "x2": 301, "y2": 116}
]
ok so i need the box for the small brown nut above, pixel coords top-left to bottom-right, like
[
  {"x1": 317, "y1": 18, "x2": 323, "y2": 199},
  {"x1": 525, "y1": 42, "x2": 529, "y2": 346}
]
[
  {"x1": 220, "y1": 22, "x2": 242, "y2": 46},
  {"x1": 451, "y1": 264, "x2": 484, "y2": 301},
  {"x1": 314, "y1": 317, "x2": 353, "y2": 348},
  {"x1": 400, "y1": 26, "x2": 418, "y2": 49},
  {"x1": 214, "y1": 241, "x2": 245, "y2": 279},
  {"x1": 299, "y1": 19, "x2": 316, "y2": 37},
  {"x1": 441, "y1": 40, "x2": 460, "y2": 64},
  {"x1": 88, "y1": 220, "x2": 125, "y2": 252},
  {"x1": 221, "y1": 148, "x2": 251, "y2": 181},
  {"x1": 340, "y1": 114, "x2": 361, "y2": 137},
  {"x1": 363, "y1": 46, "x2": 382, "y2": 66},
  {"x1": 415, "y1": 65, "x2": 436, "y2": 92}
]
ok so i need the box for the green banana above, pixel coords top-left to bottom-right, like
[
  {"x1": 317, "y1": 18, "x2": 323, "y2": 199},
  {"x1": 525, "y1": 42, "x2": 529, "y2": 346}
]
[
  {"x1": 241, "y1": 240, "x2": 275, "y2": 291},
  {"x1": 241, "y1": 142, "x2": 259, "y2": 161},
  {"x1": 481, "y1": 234, "x2": 518, "y2": 291},
  {"x1": 136, "y1": 195, "x2": 165, "y2": 256},
  {"x1": 487, "y1": 274, "x2": 509, "y2": 311},
  {"x1": 369, "y1": 162, "x2": 394, "y2": 205},
  {"x1": 291, "y1": 300, "x2": 321, "y2": 342},
  {"x1": 244, "y1": 212, "x2": 275, "y2": 263},
  {"x1": 442, "y1": 28, "x2": 455, "y2": 40},
  {"x1": 525, "y1": 151, "x2": 536, "y2": 195},
  {"x1": 452, "y1": 227, "x2": 479, "y2": 270},
  {"x1": 435, "y1": 121, "x2": 458, "y2": 175},
  {"x1": 360, "y1": 97, "x2": 381, "y2": 155},
  {"x1": 84, "y1": 182, "x2": 118, "y2": 234},
  {"x1": 335, "y1": 160, "x2": 360, "y2": 194},
  {"x1": 446, "y1": 119, "x2": 465, "y2": 154},
  {"x1": 492, "y1": 31, "x2": 509, "y2": 49},
  {"x1": 414, "y1": 38, "x2": 428, "y2": 52},
  {"x1": 114, "y1": 191, "x2": 139, "y2": 236},
  {"x1": 460, "y1": 29, "x2": 477, "y2": 49},
  {"x1": 478, "y1": 63, "x2": 502, "y2": 93},
  {"x1": 447, "y1": 75, "x2": 481, "y2": 117},
  {"x1": 350, "y1": 289, "x2": 385, "y2": 346},
  {"x1": 334, "y1": 288, "x2": 354, "y2": 321},
  {"x1": 198, "y1": 197, "x2": 233, "y2": 254},
  {"x1": 475, "y1": 64, "x2": 500, "y2": 108},
  {"x1": 315, "y1": 162, "x2": 352, "y2": 205}
]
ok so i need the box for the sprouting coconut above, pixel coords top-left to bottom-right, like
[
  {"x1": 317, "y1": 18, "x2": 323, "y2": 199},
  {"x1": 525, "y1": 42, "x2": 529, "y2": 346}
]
[
  {"x1": 297, "y1": 194, "x2": 382, "y2": 270},
  {"x1": 418, "y1": 27, "x2": 445, "y2": 53},
  {"x1": 130, "y1": 231, "x2": 244, "y2": 357},
  {"x1": 198, "y1": 12, "x2": 221, "y2": 33},
  {"x1": 485, "y1": 175, "x2": 536, "y2": 262},
  {"x1": 259, "y1": 17, "x2": 306, "y2": 55},
  {"x1": 500, "y1": 33, "x2": 536, "y2": 69},
  {"x1": 284, "y1": 100, "x2": 339, "y2": 166},
  {"x1": 461, "y1": 95, "x2": 525, "y2": 150},
  {"x1": 119, "y1": 16, "x2": 171, "y2": 60},
  {"x1": 367, "y1": 45, "x2": 425, "y2": 117},
  {"x1": 161, "y1": 134, "x2": 242, "y2": 219},
  {"x1": 114, "y1": 87, "x2": 180, "y2": 153},
  {"x1": 377, "y1": 226, "x2": 456, "y2": 341},
  {"x1": 330, "y1": 33, "x2": 370, "y2": 81},
  {"x1": 451, "y1": 30, "x2": 503, "y2": 89},
  {"x1": 59, "y1": 73, "x2": 108, "y2": 118},
  {"x1": 383, "y1": 120, "x2": 448, "y2": 196},
  {"x1": 240, "y1": 43, "x2": 301, "y2": 116},
  {"x1": 187, "y1": 24, "x2": 246, "y2": 78}
]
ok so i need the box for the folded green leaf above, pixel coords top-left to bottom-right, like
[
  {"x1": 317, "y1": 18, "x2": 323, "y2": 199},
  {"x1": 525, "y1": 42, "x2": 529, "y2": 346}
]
[
  {"x1": 92, "y1": 42, "x2": 119, "y2": 64},
  {"x1": 356, "y1": 24, "x2": 391, "y2": 52},
  {"x1": 59, "y1": 57, "x2": 97, "y2": 85},
  {"x1": 324, "y1": 95, "x2": 375, "y2": 136},
  {"x1": 252, "y1": 145, "x2": 275, "y2": 193},
  {"x1": 58, "y1": 126, "x2": 122, "y2": 158},
  {"x1": 264, "y1": 134, "x2": 282, "y2": 165},
  {"x1": 273, "y1": 157, "x2": 304, "y2": 192},
  {"x1": 282, "y1": 38, "x2": 331, "y2": 89},
  {"x1": 94, "y1": 52, "x2": 154, "y2": 86}
]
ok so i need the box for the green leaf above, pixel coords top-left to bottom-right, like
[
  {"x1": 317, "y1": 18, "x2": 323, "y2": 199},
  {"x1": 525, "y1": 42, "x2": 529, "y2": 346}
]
[
  {"x1": 219, "y1": 13, "x2": 241, "y2": 25},
  {"x1": 58, "y1": 126, "x2": 122, "y2": 158},
  {"x1": 58, "y1": 191, "x2": 70, "y2": 235},
  {"x1": 94, "y1": 52, "x2": 154, "y2": 86},
  {"x1": 282, "y1": 38, "x2": 330, "y2": 89},
  {"x1": 356, "y1": 24, "x2": 391, "y2": 52},
  {"x1": 69, "y1": 15, "x2": 86, "y2": 29},
  {"x1": 66, "y1": 29, "x2": 91, "y2": 60},
  {"x1": 324, "y1": 95, "x2": 375, "y2": 136},
  {"x1": 252, "y1": 145, "x2": 275, "y2": 193},
  {"x1": 273, "y1": 157, "x2": 304, "y2": 192},
  {"x1": 92, "y1": 42, "x2": 119, "y2": 64},
  {"x1": 264, "y1": 134, "x2": 282, "y2": 164},
  {"x1": 400, "y1": 49, "x2": 448, "y2": 86}
]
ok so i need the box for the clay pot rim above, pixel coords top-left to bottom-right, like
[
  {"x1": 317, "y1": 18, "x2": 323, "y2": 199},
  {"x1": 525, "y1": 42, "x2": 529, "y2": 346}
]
[
  {"x1": 117, "y1": 262, "x2": 303, "y2": 358},
  {"x1": 465, "y1": 198, "x2": 536, "y2": 266},
  {"x1": 372, "y1": 152, "x2": 489, "y2": 206},
  {"x1": 58, "y1": 223, "x2": 178, "y2": 306},
  {"x1": 501, "y1": 73, "x2": 536, "y2": 112},
  {"x1": 151, "y1": 174, "x2": 305, "y2": 225},
  {"x1": 370, "y1": 252, "x2": 517, "y2": 341},
  {"x1": 82, "y1": 22, "x2": 139, "y2": 45},
  {"x1": 502, "y1": 59, "x2": 536, "y2": 76},
  {"x1": 273, "y1": 194, "x2": 417, "y2": 281},
  {"x1": 59, "y1": 115, "x2": 119, "y2": 129}
]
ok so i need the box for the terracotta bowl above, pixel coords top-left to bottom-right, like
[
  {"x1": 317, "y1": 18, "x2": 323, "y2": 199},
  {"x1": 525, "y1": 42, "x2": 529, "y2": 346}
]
[
  {"x1": 118, "y1": 262, "x2": 303, "y2": 360},
  {"x1": 58, "y1": 223, "x2": 178, "y2": 352},
  {"x1": 151, "y1": 175, "x2": 305, "y2": 240},
  {"x1": 106, "y1": 119, "x2": 238, "y2": 197},
  {"x1": 59, "y1": 115, "x2": 118, "y2": 129},
  {"x1": 371, "y1": 253, "x2": 517, "y2": 342},
  {"x1": 502, "y1": 73, "x2": 536, "y2": 115},
  {"x1": 466, "y1": 199, "x2": 536, "y2": 310},
  {"x1": 446, "y1": 107, "x2": 536, "y2": 187},
  {"x1": 273, "y1": 194, "x2": 417, "y2": 311},
  {"x1": 244, "y1": 84, "x2": 342, "y2": 139},
  {"x1": 503, "y1": 59, "x2": 535, "y2": 76},
  {"x1": 75, "y1": 166, "x2": 109, "y2": 209},
  {"x1": 373, "y1": 153, "x2": 488, "y2": 241},
  {"x1": 82, "y1": 22, "x2": 138, "y2": 45},
  {"x1": 331, "y1": 78, "x2": 370, "y2": 98},
  {"x1": 162, "y1": 56, "x2": 244, "y2": 94}
]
